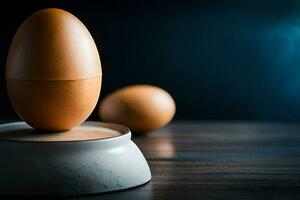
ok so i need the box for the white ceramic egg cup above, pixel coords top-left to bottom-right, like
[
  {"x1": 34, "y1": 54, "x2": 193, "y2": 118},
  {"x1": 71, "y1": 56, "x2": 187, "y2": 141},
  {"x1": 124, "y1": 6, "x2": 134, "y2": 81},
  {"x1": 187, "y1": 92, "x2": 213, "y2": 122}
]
[{"x1": 0, "y1": 121, "x2": 151, "y2": 196}]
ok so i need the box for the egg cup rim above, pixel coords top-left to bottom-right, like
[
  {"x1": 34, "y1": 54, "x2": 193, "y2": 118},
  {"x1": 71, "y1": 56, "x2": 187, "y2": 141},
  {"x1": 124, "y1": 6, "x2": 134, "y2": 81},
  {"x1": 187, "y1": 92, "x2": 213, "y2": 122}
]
[{"x1": 0, "y1": 121, "x2": 131, "y2": 144}]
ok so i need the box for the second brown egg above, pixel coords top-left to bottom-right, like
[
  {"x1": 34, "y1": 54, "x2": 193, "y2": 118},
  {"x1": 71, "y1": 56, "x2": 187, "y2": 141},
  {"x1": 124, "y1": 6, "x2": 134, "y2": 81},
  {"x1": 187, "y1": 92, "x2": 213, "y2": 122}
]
[{"x1": 99, "y1": 85, "x2": 176, "y2": 133}]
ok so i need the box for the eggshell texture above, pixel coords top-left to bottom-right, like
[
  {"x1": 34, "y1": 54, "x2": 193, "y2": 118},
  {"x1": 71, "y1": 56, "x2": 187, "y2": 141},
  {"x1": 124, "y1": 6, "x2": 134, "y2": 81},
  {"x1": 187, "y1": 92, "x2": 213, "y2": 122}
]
[
  {"x1": 99, "y1": 85, "x2": 176, "y2": 133},
  {"x1": 7, "y1": 78, "x2": 100, "y2": 131},
  {"x1": 6, "y1": 8, "x2": 101, "y2": 80},
  {"x1": 6, "y1": 8, "x2": 102, "y2": 131}
]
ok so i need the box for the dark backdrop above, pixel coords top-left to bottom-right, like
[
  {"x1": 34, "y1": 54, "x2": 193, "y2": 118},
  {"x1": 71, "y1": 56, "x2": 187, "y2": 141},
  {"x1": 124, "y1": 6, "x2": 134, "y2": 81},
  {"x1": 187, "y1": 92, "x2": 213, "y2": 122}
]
[{"x1": 1, "y1": 0, "x2": 300, "y2": 121}]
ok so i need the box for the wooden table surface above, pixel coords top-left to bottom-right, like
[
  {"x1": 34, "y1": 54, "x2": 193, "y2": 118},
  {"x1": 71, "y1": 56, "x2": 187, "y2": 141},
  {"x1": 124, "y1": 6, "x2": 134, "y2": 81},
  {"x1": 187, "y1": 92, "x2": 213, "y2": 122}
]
[{"x1": 4, "y1": 121, "x2": 300, "y2": 200}]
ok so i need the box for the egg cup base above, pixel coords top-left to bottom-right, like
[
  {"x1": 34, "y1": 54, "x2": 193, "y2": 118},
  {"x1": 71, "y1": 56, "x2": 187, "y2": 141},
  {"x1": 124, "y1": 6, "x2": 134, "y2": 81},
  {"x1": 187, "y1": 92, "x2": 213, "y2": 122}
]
[{"x1": 0, "y1": 121, "x2": 151, "y2": 196}]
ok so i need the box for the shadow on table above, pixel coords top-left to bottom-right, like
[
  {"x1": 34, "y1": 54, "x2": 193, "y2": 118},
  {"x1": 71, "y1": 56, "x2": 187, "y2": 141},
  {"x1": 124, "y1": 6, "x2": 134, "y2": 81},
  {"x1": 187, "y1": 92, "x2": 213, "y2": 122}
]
[{"x1": 0, "y1": 182, "x2": 153, "y2": 200}]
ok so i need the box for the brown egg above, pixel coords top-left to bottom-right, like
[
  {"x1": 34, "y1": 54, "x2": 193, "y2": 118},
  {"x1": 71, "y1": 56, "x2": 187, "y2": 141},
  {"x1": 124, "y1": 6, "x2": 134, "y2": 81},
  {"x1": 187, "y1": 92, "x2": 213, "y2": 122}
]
[
  {"x1": 99, "y1": 85, "x2": 175, "y2": 133},
  {"x1": 6, "y1": 8, "x2": 102, "y2": 131}
]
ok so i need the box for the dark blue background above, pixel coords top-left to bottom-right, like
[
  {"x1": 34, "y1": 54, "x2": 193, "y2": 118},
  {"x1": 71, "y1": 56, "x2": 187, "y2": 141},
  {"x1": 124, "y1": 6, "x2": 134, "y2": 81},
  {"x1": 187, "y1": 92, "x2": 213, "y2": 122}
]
[{"x1": 1, "y1": 0, "x2": 300, "y2": 121}]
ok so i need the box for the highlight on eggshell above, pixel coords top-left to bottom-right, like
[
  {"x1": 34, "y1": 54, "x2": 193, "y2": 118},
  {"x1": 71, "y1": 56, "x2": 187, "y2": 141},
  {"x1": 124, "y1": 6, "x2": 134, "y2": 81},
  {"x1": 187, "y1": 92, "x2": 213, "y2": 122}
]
[{"x1": 98, "y1": 85, "x2": 176, "y2": 133}]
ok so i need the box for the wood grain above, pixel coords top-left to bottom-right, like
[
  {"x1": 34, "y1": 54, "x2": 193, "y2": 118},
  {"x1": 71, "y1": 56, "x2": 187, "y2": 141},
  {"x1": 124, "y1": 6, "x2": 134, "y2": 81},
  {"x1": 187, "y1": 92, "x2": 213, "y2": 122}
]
[{"x1": 2, "y1": 121, "x2": 300, "y2": 200}]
